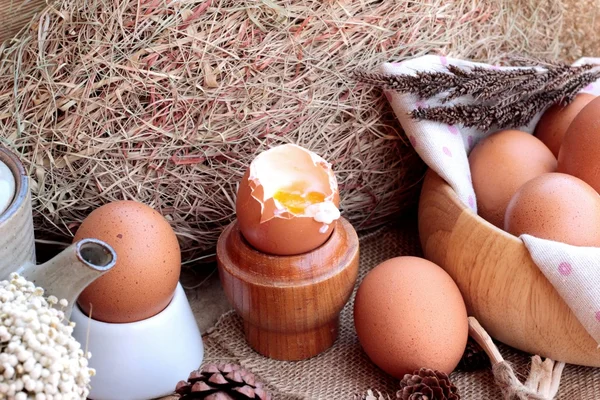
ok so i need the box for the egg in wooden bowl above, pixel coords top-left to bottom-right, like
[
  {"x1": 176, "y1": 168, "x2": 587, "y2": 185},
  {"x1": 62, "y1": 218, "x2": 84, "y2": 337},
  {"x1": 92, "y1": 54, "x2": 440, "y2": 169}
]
[{"x1": 417, "y1": 169, "x2": 600, "y2": 367}]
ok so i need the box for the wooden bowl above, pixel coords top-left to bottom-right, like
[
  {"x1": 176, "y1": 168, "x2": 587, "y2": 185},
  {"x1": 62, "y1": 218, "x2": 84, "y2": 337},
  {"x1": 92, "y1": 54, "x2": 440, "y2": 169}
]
[
  {"x1": 216, "y1": 217, "x2": 359, "y2": 361},
  {"x1": 418, "y1": 169, "x2": 600, "y2": 367}
]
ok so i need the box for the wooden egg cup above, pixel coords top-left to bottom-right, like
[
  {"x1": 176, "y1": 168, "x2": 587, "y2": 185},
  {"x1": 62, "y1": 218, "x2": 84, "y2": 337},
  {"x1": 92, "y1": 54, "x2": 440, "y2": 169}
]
[{"x1": 216, "y1": 217, "x2": 359, "y2": 361}]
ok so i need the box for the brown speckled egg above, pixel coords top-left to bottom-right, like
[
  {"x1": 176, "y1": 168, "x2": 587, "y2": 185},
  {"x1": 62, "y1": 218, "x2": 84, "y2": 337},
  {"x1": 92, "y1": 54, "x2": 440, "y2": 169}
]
[
  {"x1": 535, "y1": 93, "x2": 596, "y2": 157},
  {"x1": 353, "y1": 256, "x2": 468, "y2": 379},
  {"x1": 558, "y1": 95, "x2": 600, "y2": 193},
  {"x1": 73, "y1": 200, "x2": 181, "y2": 323},
  {"x1": 469, "y1": 129, "x2": 557, "y2": 228},
  {"x1": 504, "y1": 172, "x2": 600, "y2": 246}
]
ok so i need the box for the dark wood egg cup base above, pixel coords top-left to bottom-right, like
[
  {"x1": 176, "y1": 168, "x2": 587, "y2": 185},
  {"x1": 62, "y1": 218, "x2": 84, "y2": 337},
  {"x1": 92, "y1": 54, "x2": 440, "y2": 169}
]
[{"x1": 216, "y1": 217, "x2": 359, "y2": 361}]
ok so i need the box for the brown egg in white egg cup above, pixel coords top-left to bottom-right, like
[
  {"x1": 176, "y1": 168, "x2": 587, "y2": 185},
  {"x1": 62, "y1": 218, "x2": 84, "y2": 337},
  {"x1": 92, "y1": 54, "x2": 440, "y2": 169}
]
[{"x1": 68, "y1": 201, "x2": 205, "y2": 400}]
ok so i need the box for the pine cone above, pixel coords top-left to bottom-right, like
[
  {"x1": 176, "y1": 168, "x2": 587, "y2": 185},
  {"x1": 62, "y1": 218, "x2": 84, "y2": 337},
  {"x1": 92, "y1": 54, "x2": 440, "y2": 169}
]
[
  {"x1": 174, "y1": 363, "x2": 271, "y2": 400},
  {"x1": 397, "y1": 368, "x2": 460, "y2": 400},
  {"x1": 457, "y1": 337, "x2": 491, "y2": 372}
]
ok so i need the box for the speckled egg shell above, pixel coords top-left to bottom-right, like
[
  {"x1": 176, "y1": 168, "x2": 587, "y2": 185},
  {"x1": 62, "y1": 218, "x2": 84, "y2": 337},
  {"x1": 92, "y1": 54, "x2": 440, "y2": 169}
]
[
  {"x1": 469, "y1": 129, "x2": 557, "y2": 228},
  {"x1": 558, "y1": 95, "x2": 600, "y2": 193},
  {"x1": 74, "y1": 200, "x2": 181, "y2": 323},
  {"x1": 353, "y1": 256, "x2": 468, "y2": 379},
  {"x1": 535, "y1": 93, "x2": 596, "y2": 158},
  {"x1": 504, "y1": 172, "x2": 600, "y2": 246}
]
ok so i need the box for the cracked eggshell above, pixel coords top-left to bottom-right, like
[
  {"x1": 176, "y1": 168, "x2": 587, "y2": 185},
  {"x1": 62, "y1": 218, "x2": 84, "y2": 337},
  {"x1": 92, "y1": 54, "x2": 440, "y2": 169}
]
[{"x1": 235, "y1": 144, "x2": 340, "y2": 256}]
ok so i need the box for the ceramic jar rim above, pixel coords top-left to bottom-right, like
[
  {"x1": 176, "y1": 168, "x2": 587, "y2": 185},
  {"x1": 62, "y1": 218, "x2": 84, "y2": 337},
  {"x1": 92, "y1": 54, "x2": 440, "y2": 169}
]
[{"x1": 0, "y1": 146, "x2": 29, "y2": 223}]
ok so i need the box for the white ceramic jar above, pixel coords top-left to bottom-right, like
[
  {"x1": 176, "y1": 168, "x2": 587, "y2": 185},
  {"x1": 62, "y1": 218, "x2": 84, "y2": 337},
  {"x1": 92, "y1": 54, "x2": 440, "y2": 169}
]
[
  {"x1": 0, "y1": 159, "x2": 15, "y2": 215},
  {"x1": 0, "y1": 146, "x2": 36, "y2": 275}
]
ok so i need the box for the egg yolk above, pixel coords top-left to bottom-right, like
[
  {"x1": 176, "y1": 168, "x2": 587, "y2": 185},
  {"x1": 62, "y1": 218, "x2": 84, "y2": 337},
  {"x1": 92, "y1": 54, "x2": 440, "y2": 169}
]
[{"x1": 273, "y1": 182, "x2": 326, "y2": 214}]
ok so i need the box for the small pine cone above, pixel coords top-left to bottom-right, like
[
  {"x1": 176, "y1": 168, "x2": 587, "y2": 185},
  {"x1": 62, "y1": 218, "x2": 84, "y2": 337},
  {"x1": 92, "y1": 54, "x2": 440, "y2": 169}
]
[
  {"x1": 397, "y1": 368, "x2": 460, "y2": 400},
  {"x1": 457, "y1": 337, "x2": 491, "y2": 372},
  {"x1": 174, "y1": 363, "x2": 271, "y2": 400}
]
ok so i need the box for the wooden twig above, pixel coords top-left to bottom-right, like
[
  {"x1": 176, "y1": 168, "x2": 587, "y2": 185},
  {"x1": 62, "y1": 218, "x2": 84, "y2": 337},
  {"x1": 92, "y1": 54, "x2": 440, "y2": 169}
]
[{"x1": 468, "y1": 317, "x2": 565, "y2": 400}]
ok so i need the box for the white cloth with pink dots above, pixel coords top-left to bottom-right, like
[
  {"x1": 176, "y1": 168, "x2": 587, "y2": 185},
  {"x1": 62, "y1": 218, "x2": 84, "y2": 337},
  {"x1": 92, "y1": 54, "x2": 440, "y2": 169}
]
[{"x1": 380, "y1": 54, "x2": 600, "y2": 348}]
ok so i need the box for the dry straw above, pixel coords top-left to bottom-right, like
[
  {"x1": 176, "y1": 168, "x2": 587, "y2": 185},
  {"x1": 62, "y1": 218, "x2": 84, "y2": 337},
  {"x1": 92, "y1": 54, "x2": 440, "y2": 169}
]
[{"x1": 0, "y1": 0, "x2": 565, "y2": 265}]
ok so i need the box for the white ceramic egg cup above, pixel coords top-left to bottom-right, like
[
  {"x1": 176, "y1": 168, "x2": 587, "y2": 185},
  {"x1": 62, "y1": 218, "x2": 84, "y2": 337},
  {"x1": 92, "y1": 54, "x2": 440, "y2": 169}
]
[{"x1": 71, "y1": 282, "x2": 204, "y2": 400}]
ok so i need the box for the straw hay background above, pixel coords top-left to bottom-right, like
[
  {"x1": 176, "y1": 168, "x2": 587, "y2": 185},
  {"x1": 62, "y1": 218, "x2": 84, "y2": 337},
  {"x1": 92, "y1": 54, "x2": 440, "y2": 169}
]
[{"x1": 0, "y1": 0, "x2": 594, "y2": 265}]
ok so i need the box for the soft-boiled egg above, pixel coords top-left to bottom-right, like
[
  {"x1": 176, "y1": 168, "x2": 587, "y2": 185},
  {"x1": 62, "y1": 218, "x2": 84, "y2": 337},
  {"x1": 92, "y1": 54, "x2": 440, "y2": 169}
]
[{"x1": 235, "y1": 144, "x2": 341, "y2": 256}]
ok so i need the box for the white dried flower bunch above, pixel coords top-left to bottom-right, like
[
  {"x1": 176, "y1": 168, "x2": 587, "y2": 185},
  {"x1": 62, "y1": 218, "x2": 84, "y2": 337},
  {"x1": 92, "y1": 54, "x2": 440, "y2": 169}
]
[{"x1": 0, "y1": 273, "x2": 95, "y2": 399}]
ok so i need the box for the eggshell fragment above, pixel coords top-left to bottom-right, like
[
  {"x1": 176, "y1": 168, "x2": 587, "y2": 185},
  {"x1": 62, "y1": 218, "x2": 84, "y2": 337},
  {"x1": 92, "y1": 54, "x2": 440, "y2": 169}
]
[
  {"x1": 469, "y1": 129, "x2": 557, "y2": 228},
  {"x1": 557, "y1": 96, "x2": 600, "y2": 194},
  {"x1": 535, "y1": 93, "x2": 596, "y2": 157},
  {"x1": 74, "y1": 200, "x2": 181, "y2": 323},
  {"x1": 353, "y1": 256, "x2": 468, "y2": 379},
  {"x1": 504, "y1": 172, "x2": 600, "y2": 246},
  {"x1": 236, "y1": 144, "x2": 341, "y2": 256}
]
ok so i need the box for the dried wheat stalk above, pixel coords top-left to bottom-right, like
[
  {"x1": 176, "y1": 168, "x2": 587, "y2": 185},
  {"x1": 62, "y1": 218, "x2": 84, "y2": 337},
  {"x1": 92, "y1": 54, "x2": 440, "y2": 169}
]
[{"x1": 354, "y1": 62, "x2": 600, "y2": 131}]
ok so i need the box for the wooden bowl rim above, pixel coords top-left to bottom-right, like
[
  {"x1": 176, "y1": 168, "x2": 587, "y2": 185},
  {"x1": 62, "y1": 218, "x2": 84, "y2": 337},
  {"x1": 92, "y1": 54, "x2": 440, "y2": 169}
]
[{"x1": 427, "y1": 169, "x2": 525, "y2": 247}]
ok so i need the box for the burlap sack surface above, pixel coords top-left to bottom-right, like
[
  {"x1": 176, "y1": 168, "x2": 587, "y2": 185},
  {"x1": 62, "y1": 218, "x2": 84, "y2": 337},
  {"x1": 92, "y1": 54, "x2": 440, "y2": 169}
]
[{"x1": 200, "y1": 214, "x2": 600, "y2": 400}]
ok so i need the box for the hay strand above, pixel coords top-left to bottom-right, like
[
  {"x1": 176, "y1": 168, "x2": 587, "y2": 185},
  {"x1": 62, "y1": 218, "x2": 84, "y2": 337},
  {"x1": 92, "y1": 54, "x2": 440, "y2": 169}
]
[{"x1": 0, "y1": 0, "x2": 566, "y2": 264}]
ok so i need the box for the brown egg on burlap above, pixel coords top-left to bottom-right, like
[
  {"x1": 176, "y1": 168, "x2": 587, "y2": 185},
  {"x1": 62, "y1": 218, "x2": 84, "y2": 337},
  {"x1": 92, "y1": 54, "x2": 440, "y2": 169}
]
[{"x1": 353, "y1": 256, "x2": 468, "y2": 379}]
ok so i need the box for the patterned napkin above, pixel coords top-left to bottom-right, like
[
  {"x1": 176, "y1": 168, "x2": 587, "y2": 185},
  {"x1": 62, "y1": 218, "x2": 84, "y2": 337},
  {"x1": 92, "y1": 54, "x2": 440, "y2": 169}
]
[{"x1": 380, "y1": 54, "x2": 600, "y2": 347}]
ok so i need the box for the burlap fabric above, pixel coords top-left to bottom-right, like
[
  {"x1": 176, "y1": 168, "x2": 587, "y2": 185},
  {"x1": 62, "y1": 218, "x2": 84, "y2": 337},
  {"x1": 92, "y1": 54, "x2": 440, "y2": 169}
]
[{"x1": 199, "y1": 214, "x2": 600, "y2": 399}]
